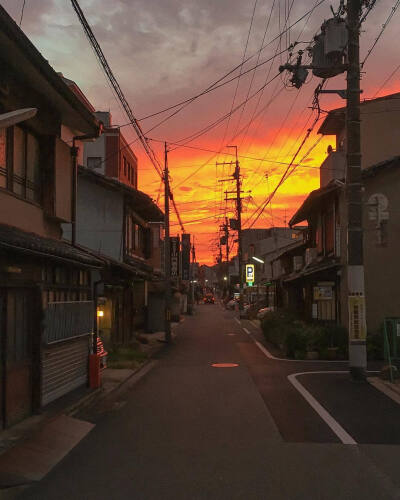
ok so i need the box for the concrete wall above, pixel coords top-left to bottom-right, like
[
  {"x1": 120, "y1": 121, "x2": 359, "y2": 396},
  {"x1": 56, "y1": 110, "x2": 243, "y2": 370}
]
[
  {"x1": 363, "y1": 167, "x2": 400, "y2": 332},
  {"x1": 329, "y1": 96, "x2": 400, "y2": 173},
  {"x1": 63, "y1": 177, "x2": 124, "y2": 261},
  {"x1": 83, "y1": 135, "x2": 106, "y2": 175}
]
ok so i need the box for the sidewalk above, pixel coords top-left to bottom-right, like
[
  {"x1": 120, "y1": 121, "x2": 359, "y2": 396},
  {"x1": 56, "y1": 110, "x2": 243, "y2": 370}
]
[{"x1": 0, "y1": 324, "x2": 180, "y2": 498}]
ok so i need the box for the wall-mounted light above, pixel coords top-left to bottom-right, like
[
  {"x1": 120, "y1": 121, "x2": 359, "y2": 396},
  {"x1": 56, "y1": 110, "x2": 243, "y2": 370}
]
[
  {"x1": 97, "y1": 310, "x2": 104, "y2": 317},
  {"x1": 252, "y1": 256, "x2": 264, "y2": 264},
  {"x1": 223, "y1": 276, "x2": 228, "y2": 281}
]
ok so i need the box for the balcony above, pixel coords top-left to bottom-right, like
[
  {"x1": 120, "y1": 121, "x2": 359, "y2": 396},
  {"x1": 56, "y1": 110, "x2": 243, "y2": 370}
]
[{"x1": 320, "y1": 150, "x2": 345, "y2": 187}]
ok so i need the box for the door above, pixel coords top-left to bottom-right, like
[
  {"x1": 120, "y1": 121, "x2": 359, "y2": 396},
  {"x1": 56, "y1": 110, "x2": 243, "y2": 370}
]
[{"x1": 3, "y1": 288, "x2": 34, "y2": 427}]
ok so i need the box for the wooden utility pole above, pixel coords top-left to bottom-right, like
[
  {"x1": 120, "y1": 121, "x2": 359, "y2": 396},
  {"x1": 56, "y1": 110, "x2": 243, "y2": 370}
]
[
  {"x1": 346, "y1": 0, "x2": 367, "y2": 378},
  {"x1": 164, "y1": 142, "x2": 172, "y2": 343},
  {"x1": 224, "y1": 217, "x2": 230, "y2": 263}
]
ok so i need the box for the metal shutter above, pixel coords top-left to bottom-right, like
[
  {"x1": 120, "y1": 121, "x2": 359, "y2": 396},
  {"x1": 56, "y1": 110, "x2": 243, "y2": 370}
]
[{"x1": 41, "y1": 337, "x2": 89, "y2": 406}]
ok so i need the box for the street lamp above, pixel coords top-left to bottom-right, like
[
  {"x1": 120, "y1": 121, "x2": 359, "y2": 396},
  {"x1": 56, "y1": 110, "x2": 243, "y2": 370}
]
[
  {"x1": 252, "y1": 256, "x2": 264, "y2": 264},
  {"x1": 223, "y1": 276, "x2": 227, "y2": 281}
]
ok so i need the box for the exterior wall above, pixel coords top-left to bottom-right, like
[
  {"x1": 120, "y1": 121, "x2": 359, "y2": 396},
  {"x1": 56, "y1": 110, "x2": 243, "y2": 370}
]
[
  {"x1": 83, "y1": 134, "x2": 106, "y2": 175},
  {"x1": 363, "y1": 167, "x2": 400, "y2": 332},
  {"x1": 0, "y1": 192, "x2": 60, "y2": 238},
  {"x1": 360, "y1": 98, "x2": 400, "y2": 169},
  {"x1": 320, "y1": 151, "x2": 346, "y2": 187},
  {"x1": 63, "y1": 177, "x2": 124, "y2": 261},
  {"x1": 119, "y1": 134, "x2": 138, "y2": 189},
  {"x1": 105, "y1": 134, "x2": 119, "y2": 179},
  {"x1": 323, "y1": 96, "x2": 400, "y2": 178}
]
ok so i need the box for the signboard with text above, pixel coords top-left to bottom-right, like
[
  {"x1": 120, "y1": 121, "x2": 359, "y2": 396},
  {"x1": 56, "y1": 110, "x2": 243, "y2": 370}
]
[
  {"x1": 181, "y1": 234, "x2": 190, "y2": 281},
  {"x1": 170, "y1": 236, "x2": 180, "y2": 278},
  {"x1": 245, "y1": 264, "x2": 255, "y2": 284}
]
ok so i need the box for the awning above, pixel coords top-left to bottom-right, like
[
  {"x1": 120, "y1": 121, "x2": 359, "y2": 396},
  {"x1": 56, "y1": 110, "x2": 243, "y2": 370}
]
[{"x1": 289, "y1": 183, "x2": 339, "y2": 226}]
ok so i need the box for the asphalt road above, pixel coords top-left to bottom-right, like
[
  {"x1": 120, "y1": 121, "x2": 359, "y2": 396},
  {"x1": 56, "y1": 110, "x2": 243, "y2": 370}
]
[{"x1": 20, "y1": 303, "x2": 400, "y2": 499}]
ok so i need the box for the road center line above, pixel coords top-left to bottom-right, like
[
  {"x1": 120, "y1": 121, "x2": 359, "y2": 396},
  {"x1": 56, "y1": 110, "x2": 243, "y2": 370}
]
[
  {"x1": 288, "y1": 371, "x2": 356, "y2": 445},
  {"x1": 234, "y1": 317, "x2": 241, "y2": 325},
  {"x1": 243, "y1": 327, "x2": 250, "y2": 335}
]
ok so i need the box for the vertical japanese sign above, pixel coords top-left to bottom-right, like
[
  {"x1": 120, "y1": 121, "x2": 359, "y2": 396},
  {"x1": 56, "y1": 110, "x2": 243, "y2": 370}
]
[
  {"x1": 170, "y1": 236, "x2": 180, "y2": 278},
  {"x1": 348, "y1": 295, "x2": 367, "y2": 341},
  {"x1": 181, "y1": 234, "x2": 191, "y2": 281}
]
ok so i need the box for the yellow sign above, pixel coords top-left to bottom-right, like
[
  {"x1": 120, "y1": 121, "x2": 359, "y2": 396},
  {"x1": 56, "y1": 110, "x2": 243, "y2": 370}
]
[
  {"x1": 245, "y1": 264, "x2": 255, "y2": 283},
  {"x1": 348, "y1": 295, "x2": 367, "y2": 341}
]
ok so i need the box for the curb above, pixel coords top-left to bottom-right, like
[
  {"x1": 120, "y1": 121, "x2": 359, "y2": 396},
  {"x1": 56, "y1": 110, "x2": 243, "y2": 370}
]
[
  {"x1": 367, "y1": 377, "x2": 400, "y2": 405},
  {"x1": 69, "y1": 325, "x2": 181, "y2": 416}
]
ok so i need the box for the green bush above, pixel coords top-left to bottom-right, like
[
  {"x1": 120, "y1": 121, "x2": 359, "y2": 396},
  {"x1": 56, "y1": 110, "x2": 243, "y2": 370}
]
[{"x1": 261, "y1": 309, "x2": 349, "y2": 359}]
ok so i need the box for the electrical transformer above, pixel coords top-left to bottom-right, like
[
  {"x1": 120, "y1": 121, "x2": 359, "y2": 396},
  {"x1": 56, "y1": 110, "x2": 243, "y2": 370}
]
[
  {"x1": 311, "y1": 17, "x2": 348, "y2": 79},
  {"x1": 324, "y1": 17, "x2": 347, "y2": 60}
]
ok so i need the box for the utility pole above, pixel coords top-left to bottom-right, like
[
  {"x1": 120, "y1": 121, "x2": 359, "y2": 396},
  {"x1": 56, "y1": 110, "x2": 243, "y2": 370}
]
[
  {"x1": 224, "y1": 217, "x2": 230, "y2": 263},
  {"x1": 346, "y1": 0, "x2": 367, "y2": 378},
  {"x1": 164, "y1": 142, "x2": 172, "y2": 343},
  {"x1": 217, "y1": 147, "x2": 245, "y2": 313},
  {"x1": 229, "y1": 145, "x2": 244, "y2": 316}
]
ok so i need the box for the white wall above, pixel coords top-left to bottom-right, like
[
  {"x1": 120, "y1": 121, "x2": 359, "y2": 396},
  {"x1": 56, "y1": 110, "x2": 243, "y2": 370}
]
[{"x1": 83, "y1": 135, "x2": 106, "y2": 174}]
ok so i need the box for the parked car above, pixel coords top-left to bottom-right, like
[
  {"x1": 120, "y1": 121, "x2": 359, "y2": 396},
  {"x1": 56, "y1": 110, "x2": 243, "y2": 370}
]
[{"x1": 204, "y1": 293, "x2": 215, "y2": 304}]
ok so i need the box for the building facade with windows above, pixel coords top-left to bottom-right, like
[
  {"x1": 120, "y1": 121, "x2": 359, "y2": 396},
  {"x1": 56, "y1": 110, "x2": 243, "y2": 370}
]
[
  {"x1": 0, "y1": 6, "x2": 103, "y2": 427},
  {"x1": 272, "y1": 94, "x2": 400, "y2": 334},
  {"x1": 83, "y1": 111, "x2": 138, "y2": 189}
]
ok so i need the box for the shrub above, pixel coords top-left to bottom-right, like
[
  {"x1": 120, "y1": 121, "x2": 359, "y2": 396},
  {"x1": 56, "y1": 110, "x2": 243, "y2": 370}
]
[{"x1": 261, "y1": 309, "x2": 350, "y2": 359}]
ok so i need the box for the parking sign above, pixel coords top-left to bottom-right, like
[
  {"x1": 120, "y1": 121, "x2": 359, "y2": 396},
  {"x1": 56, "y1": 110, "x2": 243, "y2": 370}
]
[{"x1": 245, "y1": 264, "x2": 255, "y2": 284}]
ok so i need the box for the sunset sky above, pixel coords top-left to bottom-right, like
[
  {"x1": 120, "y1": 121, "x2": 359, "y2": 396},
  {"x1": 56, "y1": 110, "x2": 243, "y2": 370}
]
[{"x1": 3, "y1": 0, "x2": 400, "y2": 264}]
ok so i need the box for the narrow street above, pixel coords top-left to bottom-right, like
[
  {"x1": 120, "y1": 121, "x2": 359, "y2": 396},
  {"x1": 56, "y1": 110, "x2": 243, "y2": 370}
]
[{"x1": 20, "y1": 304, "x2": 400, "y2": 500}]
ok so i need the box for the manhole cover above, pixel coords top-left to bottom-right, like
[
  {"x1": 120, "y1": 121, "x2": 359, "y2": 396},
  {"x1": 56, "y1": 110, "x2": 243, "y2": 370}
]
[{"x1": 211, "y1": 363, "x2": 239, "y2": 368}]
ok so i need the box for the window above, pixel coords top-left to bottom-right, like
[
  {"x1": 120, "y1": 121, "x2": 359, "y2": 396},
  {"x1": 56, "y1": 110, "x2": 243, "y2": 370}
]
[
  {"x1": 87, "y1": 157, "x2": 102, "y2": 169},
  {"x1": 0, "y1": 126, "x2": 41, "y2": 203},
  {"x1": 123, "y1": 157, "x2": 127, "y2": 176}
]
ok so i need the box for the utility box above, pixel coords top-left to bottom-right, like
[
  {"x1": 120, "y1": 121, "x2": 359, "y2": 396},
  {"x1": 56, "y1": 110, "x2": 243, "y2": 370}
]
[{"x1": 311, "y1": 17, "x2": 347, "y2": 79}]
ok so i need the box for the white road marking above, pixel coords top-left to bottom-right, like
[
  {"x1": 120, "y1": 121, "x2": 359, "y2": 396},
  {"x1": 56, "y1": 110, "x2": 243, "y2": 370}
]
[
  {"x1": 253, "y1": 339, "x2": 275, "y2": 359},
  {"x1": 288, "y1": 371, "x2": 356, "y2": 445},
  {"x1": 243, "y1": 328, "x2": 250, "y2": 335},
  {"x1": 234, "y1": 317, "x2": 241, "y2": 325}
]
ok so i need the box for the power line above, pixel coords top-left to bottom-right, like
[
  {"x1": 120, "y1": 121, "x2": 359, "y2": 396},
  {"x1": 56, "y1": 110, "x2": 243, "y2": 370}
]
[
  {"x1": 171, "y1": 73, "x2": 282, "y2": 150},
  {"x1": 115, "y1": 0, "x2": 327, "y2": 127},
  {"x1": 19, "y1": 0, "x2": 26, "y2": 26},
  {"x1": 216, "y1": 0, "x2": 259, "y2": 166},
  {"x1": 371, "y1": 61, "x2": 400, "y2": 98},
  {"x1": 70, "y1": 0, "x2": 185, "y2": 232},
  {"x1": 361, "y1": 0, "x2": 400, "y2": 67}
]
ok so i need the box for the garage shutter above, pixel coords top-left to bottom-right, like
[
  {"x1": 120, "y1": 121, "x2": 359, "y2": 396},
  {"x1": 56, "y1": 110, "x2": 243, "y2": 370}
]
[
  {"x1": 41, "y1": 337, "x2": 89, "y2": 406},
  {"x1": 41, "y1": 301, "x2": 93, "y2": 406}
]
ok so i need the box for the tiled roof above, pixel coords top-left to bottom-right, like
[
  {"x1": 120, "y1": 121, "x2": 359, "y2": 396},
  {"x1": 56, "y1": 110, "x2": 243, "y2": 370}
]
[{"x1": 0, "y1": 224, "x2": 103, "y2": 267}]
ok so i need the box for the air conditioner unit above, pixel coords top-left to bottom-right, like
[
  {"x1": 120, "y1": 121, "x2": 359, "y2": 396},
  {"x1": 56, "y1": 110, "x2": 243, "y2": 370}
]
[
  {"x1": 293, "y1": 255, "x2": 303, "y2": 271},
  {"x1": 305, "y1": 247, "x2": 318, "y2": 266}
]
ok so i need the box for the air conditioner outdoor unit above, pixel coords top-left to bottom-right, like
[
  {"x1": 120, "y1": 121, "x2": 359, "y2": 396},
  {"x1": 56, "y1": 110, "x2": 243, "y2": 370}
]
[
  {"x1": 293, "y1": 255, "x2": 303, "y2": 272},
  {"x1": 305, "y1": 247, "x2": 318, "y2": 266}
]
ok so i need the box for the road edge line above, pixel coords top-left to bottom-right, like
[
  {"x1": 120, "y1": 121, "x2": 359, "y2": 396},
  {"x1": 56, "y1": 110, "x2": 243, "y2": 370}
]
[{"x1": 288, "y1": 371, "x2": 356, "y2": 445}]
